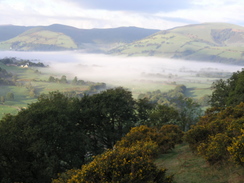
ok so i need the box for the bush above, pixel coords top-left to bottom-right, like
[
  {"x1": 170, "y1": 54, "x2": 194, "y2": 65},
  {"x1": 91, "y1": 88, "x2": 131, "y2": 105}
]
[
  {"x1": 228, "y1": 129, "x2": 244, "y2": 166},
  {"x1": 185, "y1": 103, "x2": 244, "y2": 165},
  {"x1": 197, "y1": 133, "x2": 232, "y2": 164},
  {"x1": 116, "y1": 125, "x2": 182, "y2": 154},
  {"x1": 53, "y1": 141, "x2": 173, "y2": 183},
  {"x1": 160, "y1": 124, "x2": 184, "y2": 144}
]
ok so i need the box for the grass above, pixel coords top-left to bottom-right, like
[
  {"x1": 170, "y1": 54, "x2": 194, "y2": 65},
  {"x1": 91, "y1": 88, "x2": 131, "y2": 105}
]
[
  {"x1": 0, "y1": 105, "x2": 19, "y2": 119},
  {"x1": 155, "y1": 143, "x2": 244, "y2": 183}
]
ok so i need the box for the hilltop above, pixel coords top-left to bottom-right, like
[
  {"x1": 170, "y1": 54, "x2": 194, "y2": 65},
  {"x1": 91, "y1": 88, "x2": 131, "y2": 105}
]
[
  {"x1": 110, "y1": 23, "x2": 244, "y2": 64},
  {"x1": 0, "y1": 24, "x2": 160, "y2": 52}
]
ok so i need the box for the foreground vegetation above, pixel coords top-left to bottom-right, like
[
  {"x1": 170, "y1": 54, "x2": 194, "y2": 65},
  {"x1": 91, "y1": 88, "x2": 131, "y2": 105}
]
[{"x1": 0, "y1": 57, "x2": 244, "y2": 182}]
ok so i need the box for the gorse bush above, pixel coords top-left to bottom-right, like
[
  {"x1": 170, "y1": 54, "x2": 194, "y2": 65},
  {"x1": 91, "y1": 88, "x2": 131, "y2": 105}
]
[
  {"x1": 53, "y1": 126, "x2": 176, "y2": 183},
  {"x1": 116, "y1": 125, "x2": 183, "y2": 154},
  {"x1": 185, "y1": 103, "x2": 244, "y2": 165},
  {"x1": 66, "y1": 143, "x2": 169, "y2": 183},
  {"x1": 227, "y1": 129, "x2": 244, "y2": 166}
]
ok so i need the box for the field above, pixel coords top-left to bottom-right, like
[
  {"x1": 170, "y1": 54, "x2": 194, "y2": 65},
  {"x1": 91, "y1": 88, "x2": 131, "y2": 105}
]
[
  {"x1": 0, "y1": 63, "x2": 90, "y2": 119},
  {"x1": 155, "y1": 143, "x2": 244, "y2": 183},
  {"x1": 0, "y1": 52, "x2": 240, "y2": 119}
]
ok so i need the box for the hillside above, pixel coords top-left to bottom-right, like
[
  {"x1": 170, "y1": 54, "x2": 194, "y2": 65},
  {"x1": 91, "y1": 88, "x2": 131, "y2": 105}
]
[
  {"x1": 110, "y1": 23, "x2": 244, "y2": 64},
  {"x1": 0, "y1": 24, "x2": 160, "y2": 52}
]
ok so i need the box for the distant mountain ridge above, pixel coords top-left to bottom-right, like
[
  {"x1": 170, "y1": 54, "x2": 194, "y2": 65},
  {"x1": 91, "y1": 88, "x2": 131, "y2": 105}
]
[
  {"x1": 1, "y1": 23, "x2": 244, "y2": 64},
  {"x1": 0, "y1": 24, "x2": 160, "y2": 52},
  {"x1": 110, "y1": 23, "x2": 244, "y2": 64}
]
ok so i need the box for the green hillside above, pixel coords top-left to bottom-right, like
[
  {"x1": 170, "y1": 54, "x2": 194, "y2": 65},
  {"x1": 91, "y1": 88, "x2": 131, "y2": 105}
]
[
  {"x1": 110, "y1": 23, "x2": 244, "y2": 64},
  {"x1": 0, "y1": 29, "x2": 78, "y2": 51},
  {"x1": 0, "y1": 24, "x2": 160, "y2": 51}
]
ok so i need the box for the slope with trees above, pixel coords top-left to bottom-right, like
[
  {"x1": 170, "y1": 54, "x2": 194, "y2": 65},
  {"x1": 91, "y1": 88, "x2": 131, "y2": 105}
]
[{"x1": 185, "y1": 69, "x2": 244, "y2": 167}]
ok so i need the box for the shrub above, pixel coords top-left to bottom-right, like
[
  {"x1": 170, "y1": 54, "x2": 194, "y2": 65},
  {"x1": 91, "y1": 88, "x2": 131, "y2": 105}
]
[
  {"x1": 228, "y1": 129, "x2": 244, "y2": 166},
  {"x1": 197, "y1": 133, "x2": 232, "y2": 164},
  {"x1": 54, "y1": 142, "x2": 173, "y2": 183}
]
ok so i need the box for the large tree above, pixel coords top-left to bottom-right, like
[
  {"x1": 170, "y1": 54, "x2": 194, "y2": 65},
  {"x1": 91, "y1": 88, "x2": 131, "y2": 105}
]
[
  {"x1": 0, "y1": 92, "x2": 88, "y2": 182},
  {"x1": 79, "y1": 87, "x2": 137, "y2": 150},
  {"x1": 210, "y1": 69, "x2": 244, "y2": 108}
]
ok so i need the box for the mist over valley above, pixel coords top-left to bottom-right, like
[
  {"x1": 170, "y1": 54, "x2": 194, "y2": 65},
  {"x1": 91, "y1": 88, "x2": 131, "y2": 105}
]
[
  {"x1": 1, "y1": 1, "x2": 244, "y2": 182},
  {"x1": 0, "y1": 51, "x2": 243, "y2": 97}
]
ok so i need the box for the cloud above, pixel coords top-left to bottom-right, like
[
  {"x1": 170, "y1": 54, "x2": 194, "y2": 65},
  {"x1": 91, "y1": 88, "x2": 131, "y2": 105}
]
[
  {"x1": 0, "y1": 0, "x2": 243, "y2": 30},
  {"x1": 71, "y1": 0, "x2": 192, "y2": 13},
  {"x1": 156, "y1": 0, "x2": 244, "y2": 25}
]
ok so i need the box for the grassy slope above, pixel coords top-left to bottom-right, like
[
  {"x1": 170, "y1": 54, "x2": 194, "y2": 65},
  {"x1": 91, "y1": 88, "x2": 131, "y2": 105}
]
[
  {"x1": 155, "y1": 143, "x2": 244, "y2": 183},
  {"x1": 111, "y1": 23, "x2": 244, "y2": 64},
  {"x1": 0, "y1": 29, "x2": 78, "y2": 50}
]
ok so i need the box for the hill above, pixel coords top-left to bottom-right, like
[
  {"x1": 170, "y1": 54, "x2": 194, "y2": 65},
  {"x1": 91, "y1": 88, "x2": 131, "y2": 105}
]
[
  {"x1": 110, "y1": 23, "x2": 244, "y2": 64},
  {"x1": 0, "y1": 24, "x2": 160, "y2": 52}
]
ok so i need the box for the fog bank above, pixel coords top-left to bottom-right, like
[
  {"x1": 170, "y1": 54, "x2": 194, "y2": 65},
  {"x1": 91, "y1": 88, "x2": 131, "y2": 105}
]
[{"x1": 0, "y1": 51, "x2": 243, "y2": 85}]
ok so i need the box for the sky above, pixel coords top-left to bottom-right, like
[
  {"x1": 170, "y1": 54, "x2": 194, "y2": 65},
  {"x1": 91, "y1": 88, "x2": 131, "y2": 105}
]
[{"x1": 0, "y1": 0, "x2": 243, "y2": 30}]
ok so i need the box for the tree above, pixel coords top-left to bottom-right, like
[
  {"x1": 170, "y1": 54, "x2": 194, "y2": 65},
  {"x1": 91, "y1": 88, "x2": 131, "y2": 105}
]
[
  {"x1": 210, "y1": 69, "x2": 244, "y2": 107},
  {"x1": 149, "y1": 105, "x2": 180, "y2": 128},
  {"x1": 80, "y1": 87, "x2": 137, "y2": 150},
  {"x1": 48, "y1": 76, "x2": 56, "y2": 82},
  {"x1": 171, "y1": 96, "x2": 202, "y2": 131},
  {"x1": 72, "y1": 76, "x2": 78, "y2": 85},
  {"x1": 0, "y1": 96, "x2": 5, "y2": 104},
  {"x1": 0, "y1": 92, "x2": 88, "y2": 182},
  {"x1": 135, "y1": 98, "x2": 155, "y2": 125},
  {"x1": 6, "y1": 92, "x2": 14, "y2": 100},
  {"x1": 60, "y1": 75, "x2": 67, "y2": 83},
  {"x1": 210, "y1": 79, "x2": 229, "y2": 108}
]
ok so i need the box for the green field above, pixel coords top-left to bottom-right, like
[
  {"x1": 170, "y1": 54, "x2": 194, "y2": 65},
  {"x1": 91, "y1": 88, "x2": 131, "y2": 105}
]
[
  {"x1": 0, "y1": 58, "x2": 234, "y2": 119},
  {"x1": 0, "y1": 64, "x2": 92, "y2": 119}
]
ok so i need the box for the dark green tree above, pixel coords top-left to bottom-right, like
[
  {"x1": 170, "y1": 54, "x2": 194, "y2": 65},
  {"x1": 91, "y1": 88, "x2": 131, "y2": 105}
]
[
  {"x1": 135, "y1": 98, "x2": 155, "y2": 125},
  {"x1": 48, "y1": 76, "x2": 56, "y2": 82},
  {"x1": 72, "y1": 76, "x2": 78, "y2": 85},
  {"x1": 0, "y1": 92, "x2": 88, "y2": 183},
  {"x1": 80, "y1": 87, "x2": 136, "y2": 150},
  {"x1": 6, "y1": 92, "x2": 14, "y2": 100},
  {"x1": 210, "y1": 69, "x2": 244, "y2": 107},
  {"x1": 171, "y1": 96, "x2": 202, "y2": 131},
  {"x1": 149, "y1": 105, "x2": 180, "y2": 128},
  {"x1": 60, "y1": 75, "x2": 67, "y2": 84},
  {"x1": 0, "y1": 96, "x2": 5, "y2": 104}
]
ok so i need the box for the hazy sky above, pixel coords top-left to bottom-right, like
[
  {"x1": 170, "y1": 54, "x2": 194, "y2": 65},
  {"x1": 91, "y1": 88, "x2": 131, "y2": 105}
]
[{"x1": 0, "y1": 0, "x2": 243, "y2": 30}]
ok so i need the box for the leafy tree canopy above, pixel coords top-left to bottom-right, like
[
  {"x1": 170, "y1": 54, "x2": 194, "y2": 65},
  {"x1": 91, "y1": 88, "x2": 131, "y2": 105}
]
[{"x1": 210, "y1": 69, "x2": 244, "y2": 108}]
